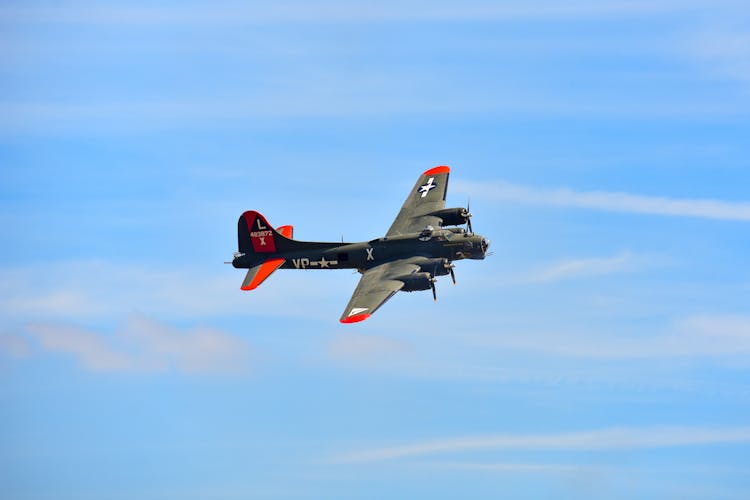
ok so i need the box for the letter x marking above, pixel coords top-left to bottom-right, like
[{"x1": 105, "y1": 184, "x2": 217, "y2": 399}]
[{"x1": 366, "y1": 248, "x2": 374, "y2": 261}]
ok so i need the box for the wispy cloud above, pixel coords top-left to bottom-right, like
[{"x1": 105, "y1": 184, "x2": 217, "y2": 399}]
[
  {"x1": 1, "y1": 1, "x2": 736, "y2": 26},
  {"x1": 328, "y1": 332, "x2": 412, "y2": 365},
  {"x1": 458, "y1": 180, "x2": 750, "y2": 221},
  {"x1": 334, "y1": 312, "x2": 750, "y2": 388},
  {"x1": 25, "y1": 316, "x2": 252, "y2": 374},
  {"x1": 431, "y1": 461, "x2": 610, "y2": 473},
  {"x1": 0, "y1": 260, "x2": 341, "y2": 323},
  {"x1": 522, "y1": 252, "x2": 642, "y2": 283},
  {"x1": 333, "y1": 425, "x2": 750, "y2": 463},
  {"x1": 0, "y1": 331, "x2": 31, "y2": 358},
  {"x1": 451, "y1": 313, "x2": 750, "y2": 359},
  {"x1": 689, "y1": 24, "x2": 750, "y2": 85}
]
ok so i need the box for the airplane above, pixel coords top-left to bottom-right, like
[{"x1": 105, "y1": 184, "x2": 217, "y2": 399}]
[{"x1": 230, "y1": 166, "x2": 490, "y2": 323}]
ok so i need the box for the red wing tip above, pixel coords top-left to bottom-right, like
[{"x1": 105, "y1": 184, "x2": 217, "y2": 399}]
[
  {"x1": 423, "y1": 165, "x2": 450, "y2": 176},
  {"x1": 240, "y1": 285, "x2": 256, "y2": 291},
  {"x1": 340, "y1": 313, "x2": 372, "y2": 324}
]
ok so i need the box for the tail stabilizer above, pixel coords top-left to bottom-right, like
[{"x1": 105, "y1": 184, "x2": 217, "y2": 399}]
[
  {"x1": 241, "y1": 258, "x2": 286, "y2": 290},
  {"x1": 237, "y1": 214, "x2": 294, "y2": 290},
  {"x1": 237, "y1": 209, "x2": 339, "y2": 263},
  {"x1": 277, "y1": 225, "x2": 293, "y2": 239}
]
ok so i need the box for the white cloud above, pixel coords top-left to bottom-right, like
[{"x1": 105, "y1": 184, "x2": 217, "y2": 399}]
[
  {"x1": 0, "y1": 260, "x2": 341, "y2": 323},
  {"x1": 0, "y1": 1, "x2": 741, "y2": 26},
  {"x1": 25, "y1": 316, "x2": 252, "y2": 374},
  {"x1": 27, "y1": 323, "x2": 135, "y2": 371},
  {"x1": 331, "y1": 311, "x2": 750, "y2": 388},
  {"x1": 457, "y1": 180, "x2": 750, "y2": 221},
  {"x1": 0, "y1": 331, "x2": 31, "y2": 358},
  {"x1": 689, "y1": 24, "x2": 750, "y2": 85},
  {"x1": 328, "y1": 332, "x2": 412, "y2": 367},
  {"x1": 681, "y1": 314, "x2": 750, "y2": 341},
  {"x1": 3, "y1": 1, "x2": 749, "y2": 136},
  {"x1": 453, "y1": 314, "x2": 750, "y2": 360},
  {"x1": 332, "y1": 425, "x2": 750, "y2": 463},
  {"x1": 522, "y1": 252, "x2": 640, "y2": 283},
  {"x1": 431, "y1": 462, "x2": 609, "y2": 473}
]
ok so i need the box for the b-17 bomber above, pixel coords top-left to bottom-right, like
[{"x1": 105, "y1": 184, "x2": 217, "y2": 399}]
[{"x1": 230, "y1": 166, "x2": 490, "y2": 322}]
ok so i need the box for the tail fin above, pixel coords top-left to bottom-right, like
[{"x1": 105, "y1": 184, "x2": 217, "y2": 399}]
[
  {"x1": 237, "y1": 211, "x2": 292, "y2": 255},
  {"x1": 237, "y1": 212, "x2": 294, "y2": 291}
]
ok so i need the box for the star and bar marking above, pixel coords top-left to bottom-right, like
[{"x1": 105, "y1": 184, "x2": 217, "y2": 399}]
[
  {"x1": 292, "y1": 257, "x2": 339, "y2": 269},
  {"x1": 418, "y1": 177, "x2": 437, "y2": 198}
]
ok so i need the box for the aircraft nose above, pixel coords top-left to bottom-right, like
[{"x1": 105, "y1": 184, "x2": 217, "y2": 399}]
[{"x1": 482, "y1": 238, "x2": 490, "y2": 253}]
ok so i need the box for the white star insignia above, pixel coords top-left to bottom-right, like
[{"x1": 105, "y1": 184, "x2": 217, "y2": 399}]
[{"x1": 418, "y1": 177, "x2": 437, "y2": 198}]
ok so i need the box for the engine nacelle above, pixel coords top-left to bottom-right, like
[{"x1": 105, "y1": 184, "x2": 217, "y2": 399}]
[
  {"x1": 429, "y1": 207, "x2": 470, "y2": 227},
  {"x1": 398, "y1": 272, "x2": 436, "y2": 292},
  {"x1": 413, "y1": 258, "x2": 452, "y2": 277}
]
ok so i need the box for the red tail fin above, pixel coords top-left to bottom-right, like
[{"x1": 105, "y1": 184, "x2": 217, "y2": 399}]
[
  {"x1": 243, "y1": 211, "x2": 277, "y2": 253},
  {"x1": 238, "y1": 220, "x2": 294, "y2": 290},
  {"x1": 238, "y1": 210, "x2": 294, "y2": 255}
]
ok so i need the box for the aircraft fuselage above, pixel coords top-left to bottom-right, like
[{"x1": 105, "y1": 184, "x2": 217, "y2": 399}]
[{"x1": 233, "y1": 228, "x2": 488, "y2": 273}]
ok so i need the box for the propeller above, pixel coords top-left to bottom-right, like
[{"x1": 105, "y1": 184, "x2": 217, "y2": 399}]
[
  {"x1": 463, "y1": 199, "x2": 473, "y2": 234},
  {"x1": 430, "y1": 262, "x2": 441, "y2": 301},
  {"x1": 444, "y1": 259, "x2": 457, "y2": 284},
  {"x1": 429, "y1": 259, "x2": 456, "y2": 302}
]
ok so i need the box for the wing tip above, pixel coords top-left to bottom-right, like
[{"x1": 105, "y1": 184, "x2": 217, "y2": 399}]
[
  {"x1": 340, "y1": 313, "x2": 372, "y2": 324},
  {"x1": 423, "y1": 165, "x2": 450, "y2": 176}
]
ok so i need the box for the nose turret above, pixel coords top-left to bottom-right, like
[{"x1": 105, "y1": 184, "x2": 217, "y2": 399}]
[
  {"x1": 454, "y1": 234, "x2": 490, "y2": 260},
  {"x1": 481, "y1": 237, "x2": 490, "y2": 255}
]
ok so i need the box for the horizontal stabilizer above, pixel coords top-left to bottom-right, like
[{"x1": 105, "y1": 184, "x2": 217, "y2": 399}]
[
  {"x1": 277, "y1": 225, "x2": 293, "y2": 239},
  {"x1": 241, "y1": 258, "x2": 285, "y2": 290},
  {"x1": 239, "y1": 224, "x2": 293, "y2": 290}
]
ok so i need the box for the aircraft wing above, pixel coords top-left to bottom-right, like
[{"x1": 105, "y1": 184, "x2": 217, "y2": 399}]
[
  {"x1": 340, "y1": 260, "x2": 421, "y2": 323},
  {"x1": 386, "y1": 166, "x2": 450, "y2": 237}
]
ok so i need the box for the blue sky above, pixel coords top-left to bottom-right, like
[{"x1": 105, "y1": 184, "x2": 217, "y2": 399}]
[{"x1": 2, "y1": 1, "x2": 750, "y2": 498}]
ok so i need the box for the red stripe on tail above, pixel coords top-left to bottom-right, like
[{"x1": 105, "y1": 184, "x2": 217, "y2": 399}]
[{"x1": 243, "y1": 211, "x2": 277, "y2": 253}]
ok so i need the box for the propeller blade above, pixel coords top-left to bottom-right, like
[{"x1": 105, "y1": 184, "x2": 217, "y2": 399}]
[
  {"x1": 442, "y1": 259, "x2": 457, "y2": 285},
  {"x1": 430, "y1": 261, "x2": 438, "y2": 301},
  {"x1": 465, "y1": 198, "x2": 473, "y2": 234}
]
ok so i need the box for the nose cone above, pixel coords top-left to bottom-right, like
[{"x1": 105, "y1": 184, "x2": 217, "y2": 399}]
[{"x1": 480, "y1": 237, "x2": 490, "y2": 257}]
